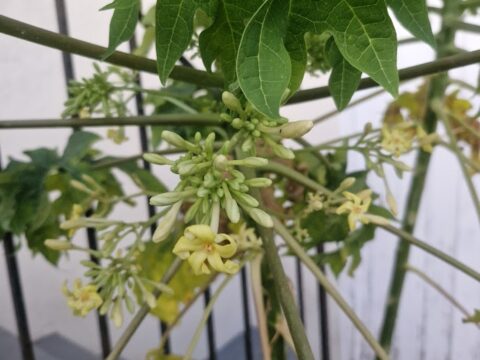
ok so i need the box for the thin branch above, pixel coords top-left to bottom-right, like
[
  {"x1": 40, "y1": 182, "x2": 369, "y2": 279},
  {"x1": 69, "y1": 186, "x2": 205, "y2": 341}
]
[
  {"x1": 432, "y1": 101, "x2": 480, "y2": 222},
  {"x1": 405, "y1": 264, "x2": 475, "y2": 323},
  {"x1": 273, "y1": 218, "x2": 389, "y2": 360},
  {"x1": 0, "y1": 15, "x2": 223, "y2": 88},
  {"x1": 287, "y1": 49, "x2": 480, "y2": 105},
  {"x1": 261, "y1": 162, "x2": 480, "y2": 283},
  {"x1": 379, "y1": 225, "x2": 480, "y2": 283},
  {"x1": 0, "y1": 114, "x2": 221, "y2": 129},
  {"x1": 105, "y1": 258, "x2": 182, "y2": 360}
]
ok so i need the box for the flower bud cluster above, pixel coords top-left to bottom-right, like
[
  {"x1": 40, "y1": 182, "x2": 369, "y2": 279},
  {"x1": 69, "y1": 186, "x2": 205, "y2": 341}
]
[
  {"x1": 220, "y1": 92, "x2": 313, "y2": 160},
  {"x1": 145, "y1": 131, "x2": 274, "y2": 243}
]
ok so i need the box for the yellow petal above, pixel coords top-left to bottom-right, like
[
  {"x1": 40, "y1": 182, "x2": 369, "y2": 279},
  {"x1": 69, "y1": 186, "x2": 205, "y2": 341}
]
[
  {"x1": 207, "y1": 252, "x2": 228, "y2": 273},
  {"x1": 188, "y1": 251, "x2": 208, "y2": 275},
  {"x1": 185, "y1": 224, "x2": 215, "y2": 242},
  {"x1": 214, "y1": 234, "x2": 237, "y2": 258}
]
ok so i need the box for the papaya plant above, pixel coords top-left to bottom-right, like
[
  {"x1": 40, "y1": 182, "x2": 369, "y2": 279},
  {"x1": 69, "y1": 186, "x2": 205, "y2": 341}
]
[{"x1": 0, "y1": 0, "x2": 480, "y2": 359}]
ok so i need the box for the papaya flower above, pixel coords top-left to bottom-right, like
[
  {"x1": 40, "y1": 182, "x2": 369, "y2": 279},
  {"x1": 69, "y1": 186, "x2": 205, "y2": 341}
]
[
  {"x1": 62, "y1": 279, "x2": 103, "y2": 317},
  {"x1": 173, "y1": 225, "x2": 239, "y2": 275},
  {"x1": 336, "y1": 190, "x2": 389, "y2": 231}
]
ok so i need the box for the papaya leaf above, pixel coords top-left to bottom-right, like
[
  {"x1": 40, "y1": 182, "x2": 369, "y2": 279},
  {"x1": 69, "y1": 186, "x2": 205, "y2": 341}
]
[
  {"x1": 326, "y1": 38, "x2": 361, "y2": 110},
  {"x1": 155, "y1": 0, "x2": 198, "y2": 84},
  {"x1": 387, "y1": 0, "x2": 435, "y2": 48},
  {"x1": 104, "y1": 0, "x2": 140, "y2": 58},
  {"x1": 236, "y1": 0, "x2": 291, "y2": 118}
]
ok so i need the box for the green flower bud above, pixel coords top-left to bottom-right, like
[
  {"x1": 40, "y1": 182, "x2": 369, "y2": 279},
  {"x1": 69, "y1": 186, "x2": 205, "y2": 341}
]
[
  {"x1": 152, "y1": 201, "x2": 182, "y2": 242},
  {"x1": 245, "y1": 177, "x2": 272, "y2": 187},
  {"x1": 231, "y1": 118, "x2": 244, "y2": 129},
  {"x1": 213, "y1": 154, "x2": 229, "y2": 170},
  {"x1": 161, "y1": 131, "x2": 197, "y2": 151},
  {"x1": 245, "y1": 207, "x2": 273, "y2": 228},
  {"x1": 278, "y1": 120, "x2": 313, "y2": 138},
  {"x1": 70, "y1": 180, "x2": 93, "y2": 194},
  {"x1": 229, "y1": 157, "x2": 268, "y2": 168},
  {"x1": 44, "y1": 239, "x2": 73, "y2": 251},
  {"x1": 222, "y1": 91, "x2": 243, "y2": 113},
  {"x1": 143, "y1": 153, "x2": 174, "y2": 165},
  {"x1": 223, "y1": 184, "x2": 240, "y2": 223},
  {"x1": 337, "y1": 177, "x2": 356, "y2": 191},
  {"x1": 150, "y1": 189, "x2": 195, "y2": 206},
  {"x1": 232, "y1": 191, "x2": 259, "y2": 208}
]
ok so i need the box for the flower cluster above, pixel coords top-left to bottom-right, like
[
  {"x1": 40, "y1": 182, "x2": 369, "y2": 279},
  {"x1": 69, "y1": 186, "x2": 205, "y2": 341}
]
[
  {"x1": 145, "y1": 130, "x2": 273, "y2": 244},
  {"x1": 381, "y1": 121, "x2": 437, "y2": 157},
  {"x1": 220, "y1": 92, "x2": 313, "y2": 159}
]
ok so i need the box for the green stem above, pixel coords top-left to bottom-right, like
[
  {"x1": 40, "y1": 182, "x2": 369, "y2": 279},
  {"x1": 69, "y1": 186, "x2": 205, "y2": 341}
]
[
  {"x1": 259, "y1": 225, "x2": 315, "y2": 360},
  {"x1": 378, "y1": 1, "x2": 461, "y2": 353},
  {"x1": 0, "y1": 15, "x2": 223, "y2": 88},
  {"x1": 405, "y1": 264, "x2": 474, "y2": 321},
  {"x1": 238, "y1": 150, "x2": 314, "y2": 360},
  {"x1": 184, "y1": 274, "x2": 233, "y2": 360},
  {"x1": 0, "y1": 113, "x2": 221, "y2": 129},
  {"x1": 287, "y1": 49, "x2": 480, "y2": 105},
  {"x1": 273, "y1": 218, "x2": 390, "y2": 360},
  {"x1": 105, "y1": 258, "x2": 182, "y2": 360},
  {"x1": 432, "y1": 101, "x2": 480, "y2": 222},
  {"x1": 379, "y1": 224, "x2": 480, "y2": 283}
]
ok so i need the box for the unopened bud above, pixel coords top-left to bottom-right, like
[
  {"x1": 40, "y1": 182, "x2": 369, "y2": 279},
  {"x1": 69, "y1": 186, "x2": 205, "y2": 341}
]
[
  {"x1": 245, "y1": 177, "x2": 272, "y2": 188},
  {"x1": 161, "y1": 131, "x2": 196, "y2": 151},
  {"x1": 386, "y1": 191, "x2": 398, "y2": 217},
  {"x1": 44, "y1": 239, "x2": 73, "y2": 251},
  {"x1": 143, "y1": 153, "x2": 174, "y2": 165},
  {"x1": 338, "y1": 177, "x2": 356, "y2": 191},
  {"x1": 231, "y1": 157, "x2": 268, "y2": 168},
  {"x1": 152, "y1": 201, "x2": 182, "y2": 242},
  {"x1": 222, "y1": 91, "x2": 243, "y2": 113},
  {"x1": 245, "y1": 207, "x2": 273, "y2": 228},
  {"x1": 278, "y1": 120, "x2": 313, "y2": 138}
]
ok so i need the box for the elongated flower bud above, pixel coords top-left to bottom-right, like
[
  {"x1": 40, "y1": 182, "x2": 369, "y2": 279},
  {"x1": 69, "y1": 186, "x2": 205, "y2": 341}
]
[
  {"x1": 161, "y1": 131, "x2": 197, "y2": 151},
  {"x1": 222, "y1": 184, "x2": 240, "y2": 223},
  {"x1": 143, "y1": 153, "x2": 174, "y2": 165},
  {"x1": 386, "y1": 190, "x2": 398, "y2": 217},
  {"x1": 44, "y1": 239, "x2": 73, "y2": 251},
  {"x1": 278, "y1": 120, "x2": 313, "y2": 139},
  {"x1": 245, "y1": 177, "x2": 272, "y2": 188},
  {"x1": 229, "y1": 157, "x2": 268, "y2": 168},
  {"x1": 232, "y1": 191, "x2": 259, "y2": 208},
  {"x1": 245, "y1": 207, "x2": 273, "y2": 228},
  {"x1": 150, "y1": 189, "x2": 195, "y2": 206},
  {"x1": 222, "y1": 91, "x2": 243, "y2": 113},
  {"x1": 152, "y1": 201, "x2": 182, "y2": 242},
  {"x1": 338, "y1": 177, "x2": 356, "y2": 192}
]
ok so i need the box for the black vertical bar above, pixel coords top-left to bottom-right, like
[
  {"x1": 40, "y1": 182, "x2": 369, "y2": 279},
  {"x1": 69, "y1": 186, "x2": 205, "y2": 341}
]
[
  {"x1": 240, "y1": 268, "x2": 253, "y2": 360},
  {"x1": 204, "y1": 288, "x2": 217, "y2": 360},
  {"x1": 3, "y1": 233, "x2": 36, "y2": 360},
  {"x1": 0, "y1": 152, "x2": 35, "y2": 360},
  {"x1": 86, "y1": 224, "x2": 112, "y2": 358},
  {"x1": 296, "y1": 259, "x2": 305, "y2": 323},
  {"x1": 317, "y1": 245, "x2": 330, "y2": 360},
  {"x1": 128, "y1": 31, "x2": 171, "y2": 353},
  {"x1": 54, "y1": 1, "x2": 112, "y2": 357}
]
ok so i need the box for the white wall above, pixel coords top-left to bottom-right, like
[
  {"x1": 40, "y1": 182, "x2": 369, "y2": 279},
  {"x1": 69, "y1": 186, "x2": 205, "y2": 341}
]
[{"x1": 1, "y1": 1, "x2": 479, "y2": 359}]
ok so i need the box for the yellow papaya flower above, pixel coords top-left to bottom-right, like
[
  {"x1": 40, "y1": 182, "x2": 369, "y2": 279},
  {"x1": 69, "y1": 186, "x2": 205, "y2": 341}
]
[
  {"x1": 62, "y1": 279, "x2": 103, "y2": 317},
  {"x1": 381, "y1": 125, "x2": 414, "y2": 157},
  {"x1": 173, "y1": 225, "x2": 239, "y2": 275},
  {"x1": 336, "y1": 190, "x2": 389, "y2": 231}
]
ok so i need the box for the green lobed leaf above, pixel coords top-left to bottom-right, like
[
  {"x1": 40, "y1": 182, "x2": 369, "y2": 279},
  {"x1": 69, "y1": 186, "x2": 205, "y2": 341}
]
[
  {"x1": 326, "y1": 38, "x2": 362, "y2": 110},
  {"x1": 199, "y1": 0, "x2": 259, "y2": 83},
  {"x1": 155, "y1": 0, "x2": 198, "y2": 84},
  {"x1": 104, "y1": 0, "x2": 140, "y2": 58},
  {"x1": 386, "y1": 0, "x2": 435, "y2": 48},
  {"x1": 61, "y1": 131, "x2": 101, "y2": 164},
  {"x1": 236, "y1": 0, "x2": 291, "y2": 118}
]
